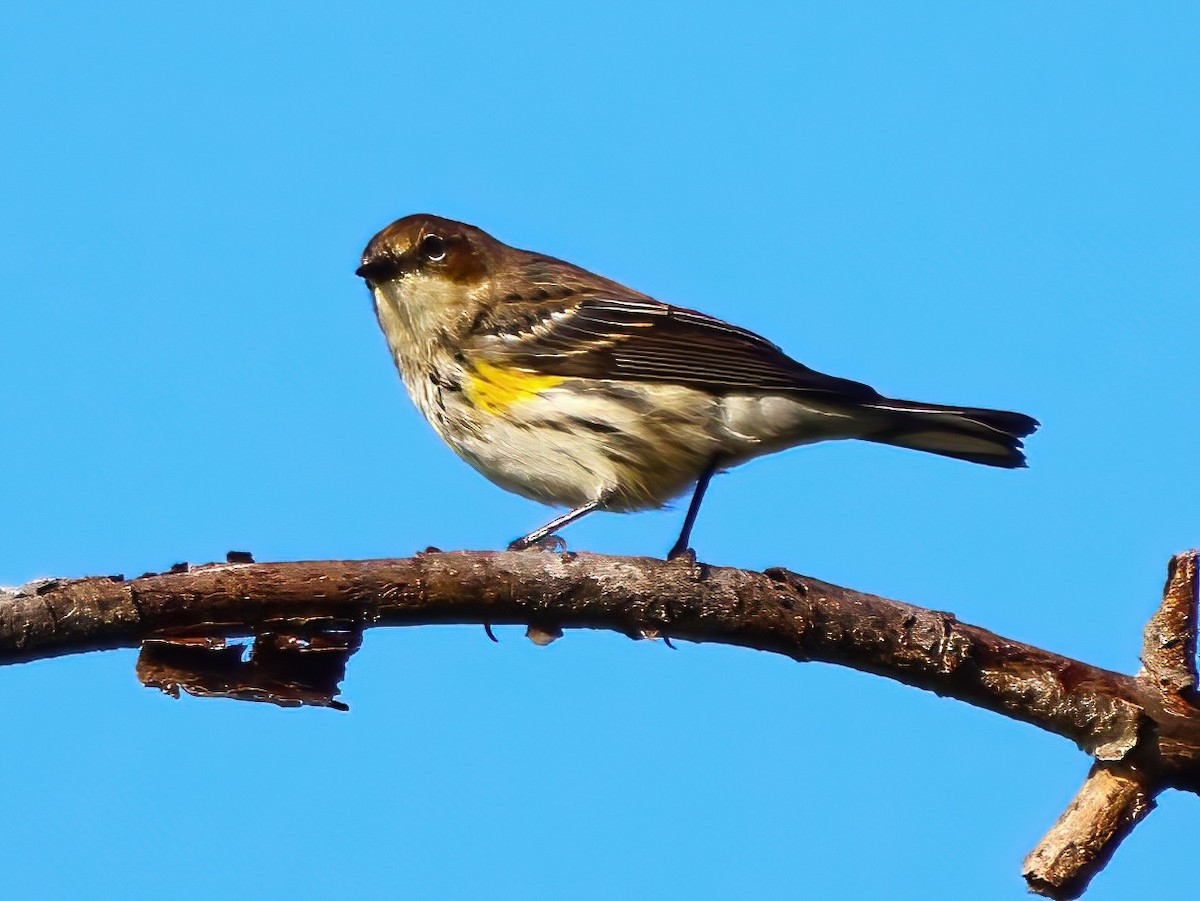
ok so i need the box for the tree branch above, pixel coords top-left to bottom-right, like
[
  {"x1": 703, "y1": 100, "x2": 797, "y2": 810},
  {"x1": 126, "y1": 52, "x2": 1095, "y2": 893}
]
[
  {"x1": 3, "y1": 548, "x2": 1198, "y2": 896},
  {"x1": 1141, "y1": 551, "x2": 1199, "y2": 700},
  {"x1": 1023, "y1": 762, "x2": 1158, "y2": 900}
]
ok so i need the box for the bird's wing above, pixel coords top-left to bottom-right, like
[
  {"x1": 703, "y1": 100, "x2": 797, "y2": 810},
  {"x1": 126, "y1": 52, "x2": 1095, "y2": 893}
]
[{"x1": 467, "y1": 288, "x2": 880, "y2": 400}]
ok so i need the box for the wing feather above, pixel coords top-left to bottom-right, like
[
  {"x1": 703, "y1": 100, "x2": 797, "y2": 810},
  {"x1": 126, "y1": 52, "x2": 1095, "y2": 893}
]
[{"x1": 465, "y1": 259, "x2": 879, "y2": 400}]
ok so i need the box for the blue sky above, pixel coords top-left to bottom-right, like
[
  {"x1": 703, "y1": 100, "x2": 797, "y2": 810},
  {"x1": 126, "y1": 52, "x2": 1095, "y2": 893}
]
[{"x1": 2, "y1": 3, "x2": 1197, "y2": 898}]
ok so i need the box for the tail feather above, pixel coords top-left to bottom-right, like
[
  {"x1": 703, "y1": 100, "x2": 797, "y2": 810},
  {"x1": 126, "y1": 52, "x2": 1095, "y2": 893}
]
[{"x1": 862, "y1": 399, "x2": 1039, "y2": 468}]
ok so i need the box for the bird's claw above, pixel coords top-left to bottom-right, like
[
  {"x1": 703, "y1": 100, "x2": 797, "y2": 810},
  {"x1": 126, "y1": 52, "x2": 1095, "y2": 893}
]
[
  {"x1": 508, "y1": 534, "x2": 568, "y2": 553},
  {"x1": 666, "y1": 545, "x2": 697, "y2": 564}
]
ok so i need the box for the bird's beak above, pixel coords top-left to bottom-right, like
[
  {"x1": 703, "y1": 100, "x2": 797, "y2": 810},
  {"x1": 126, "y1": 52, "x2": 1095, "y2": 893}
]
[
  {"x1": 355, "y1": 259, "x2": 383, "y2": 281},
  {"x1": 356, "y1": 255, "x2": 407, "y2": 282}
]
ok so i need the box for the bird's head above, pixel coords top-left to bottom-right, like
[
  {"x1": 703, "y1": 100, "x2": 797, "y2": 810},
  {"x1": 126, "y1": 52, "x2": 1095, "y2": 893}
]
[{"x1": 356, "y1": 214, "x2": 495, "y2": 290}]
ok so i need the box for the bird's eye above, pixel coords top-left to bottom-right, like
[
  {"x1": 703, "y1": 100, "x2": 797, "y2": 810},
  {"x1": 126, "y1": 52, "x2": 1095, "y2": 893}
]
[{"x1": 420, "y1": 234, "x2": 447, "y2": 262}]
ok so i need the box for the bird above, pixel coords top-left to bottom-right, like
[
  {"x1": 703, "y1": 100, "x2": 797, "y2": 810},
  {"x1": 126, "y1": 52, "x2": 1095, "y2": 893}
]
[{"x1": 356, "y1": 214, "x2": 1038, "y2": 559}]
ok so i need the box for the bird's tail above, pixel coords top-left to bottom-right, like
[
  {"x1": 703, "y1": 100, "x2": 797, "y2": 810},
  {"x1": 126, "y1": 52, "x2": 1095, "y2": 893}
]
[{"x1": 860, "y1": 399, "x2": 1039, "y2": 468}]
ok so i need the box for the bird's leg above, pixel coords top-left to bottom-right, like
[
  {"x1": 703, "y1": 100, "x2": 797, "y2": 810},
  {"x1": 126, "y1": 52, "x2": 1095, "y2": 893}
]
[
  {"x1": 508, "y1": 499, "x2": 602, "y2": 551},
  {"x1": 667, "y1": 458, "x2": 720, "y2": 561}
]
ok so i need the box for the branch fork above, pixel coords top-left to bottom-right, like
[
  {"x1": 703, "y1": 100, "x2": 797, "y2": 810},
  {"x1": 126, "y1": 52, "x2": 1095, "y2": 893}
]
[{"x1": 1023, "y1": 551, "x2": 1199, "y2": 898}]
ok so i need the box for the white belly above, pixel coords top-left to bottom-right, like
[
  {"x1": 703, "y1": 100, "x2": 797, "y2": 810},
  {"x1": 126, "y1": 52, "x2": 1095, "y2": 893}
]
[{"x1": 427, "y1": 379, "x2": 861, "y2": 512}]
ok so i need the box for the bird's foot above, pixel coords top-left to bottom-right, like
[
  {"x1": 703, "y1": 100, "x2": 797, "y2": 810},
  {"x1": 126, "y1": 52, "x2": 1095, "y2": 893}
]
[
  {"x1": 666, "y1": 543, "x2": 697, "y2": 564},
  {"x1": 508, "y1": 534, "x2": 568, "y2": 553}
]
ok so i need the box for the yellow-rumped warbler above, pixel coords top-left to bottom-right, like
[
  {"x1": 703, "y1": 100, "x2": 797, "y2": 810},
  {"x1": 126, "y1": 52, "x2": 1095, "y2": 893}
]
[{"x1": 356, "y1": 214, "x2": 1037, "y2": 558}]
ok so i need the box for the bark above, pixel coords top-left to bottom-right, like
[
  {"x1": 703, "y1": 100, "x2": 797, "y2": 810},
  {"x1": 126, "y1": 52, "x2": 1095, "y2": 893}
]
[{"x1": 1, "y1": 548, "x2": 1197, "y2": 897}]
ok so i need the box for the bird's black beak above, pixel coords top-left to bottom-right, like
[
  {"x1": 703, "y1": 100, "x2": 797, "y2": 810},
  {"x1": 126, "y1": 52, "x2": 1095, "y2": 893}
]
[
  {"x1": 355, "y1": 256, "x2": 406, "y2": 282},
  {"x1": 355, "y1": 259, "x2": 383, "y2": 281}
]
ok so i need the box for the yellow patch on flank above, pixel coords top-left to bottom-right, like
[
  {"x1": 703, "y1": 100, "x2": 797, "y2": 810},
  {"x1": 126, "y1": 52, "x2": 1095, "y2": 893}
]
[{"x1": 465, "y1": 360, "x2": 565, "y2": 414}]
